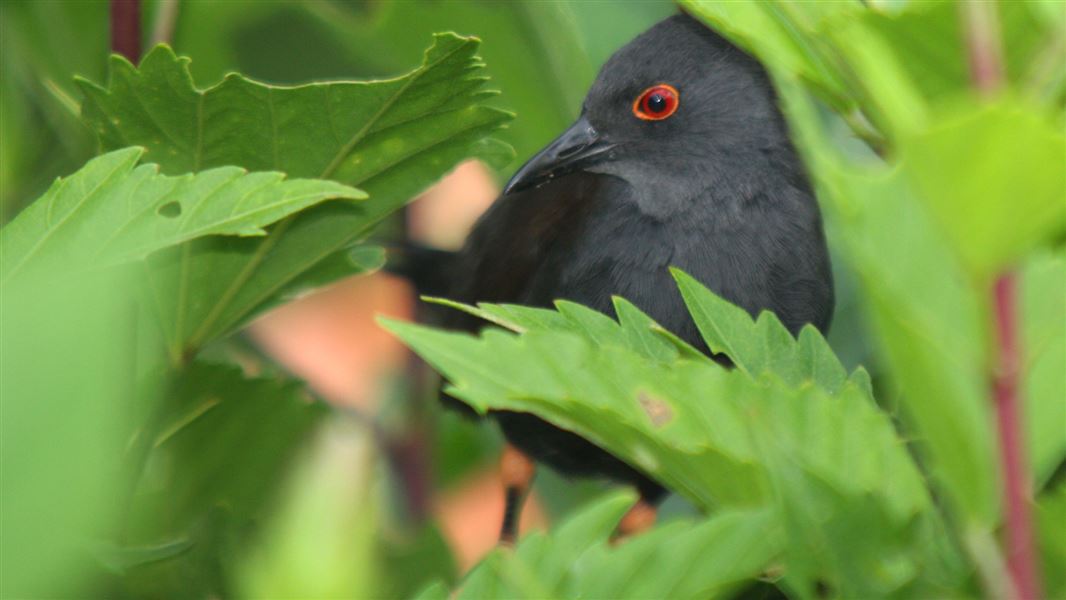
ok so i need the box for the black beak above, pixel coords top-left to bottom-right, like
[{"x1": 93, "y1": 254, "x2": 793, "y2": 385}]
[{"x1": 503, "y1": 115, "x2": 615, "y2": 195}]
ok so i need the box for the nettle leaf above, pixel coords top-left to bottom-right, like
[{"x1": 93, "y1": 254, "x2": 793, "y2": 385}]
[
  {"x1": 453, "y1": 492, "x2": 780, "y2": 599},
  {"x1": 0, "y1": 147, "x2": 361, "y2": 285},
  {"x1": 671, "y1": 268, "x2": 851, "y2": 394},
  {"x1": 77, "y1": 36, "x2": 513, "y2": 356},
  {"x1": 384, "y1": 280, "x2": 951, "y2": 594}
]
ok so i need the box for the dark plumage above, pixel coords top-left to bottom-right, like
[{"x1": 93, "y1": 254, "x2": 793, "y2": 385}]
[{"x1": 401, "y1": 13, "x2": 833, "y2": 512}]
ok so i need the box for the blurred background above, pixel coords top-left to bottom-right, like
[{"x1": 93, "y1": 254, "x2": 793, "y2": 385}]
[{"x1": 0, "y1": 1, "x2": 885, "y2": 597}]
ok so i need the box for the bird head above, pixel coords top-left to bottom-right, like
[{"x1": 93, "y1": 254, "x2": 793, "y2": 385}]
[{"x1": 505, "y1": 13, "x2": 805, "y2": 217}]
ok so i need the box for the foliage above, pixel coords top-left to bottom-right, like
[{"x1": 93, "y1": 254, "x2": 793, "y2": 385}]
[
  {"x1": 2, "y1": 1, "x2": 1063, "y2": 599},
  {"x1": 415, "y1": 492, "x2": 779, "y2": 599},
  {"x1": 1, "y1": 27, "x2": 511, "y2": 598},
  {"x1": 389, "y1": 0, "x2": 1064, "y2": 597}
]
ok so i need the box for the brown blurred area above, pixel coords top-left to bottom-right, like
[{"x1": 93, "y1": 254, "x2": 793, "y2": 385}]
[{"x1": 248, "y1": 160, "x2": 545, "y2": 571}]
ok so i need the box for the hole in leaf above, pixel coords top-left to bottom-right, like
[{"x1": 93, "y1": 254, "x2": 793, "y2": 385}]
[{"x1": 158, "y1": 201, "x2": 182, "y2": 218}]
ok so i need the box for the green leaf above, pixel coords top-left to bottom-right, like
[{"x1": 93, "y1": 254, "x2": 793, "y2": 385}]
[
  {"x1": 771, "y1": 72, "x2": 999, "y2": 528},
  {"x1": 146, "y1": 362, "x2": 327, "y2": 528},
  {"x1": 1036, "y1": 484, "x2": 1066, "y2": 599},
  {"x1": 0, "y1": 147, "x2": 363, "y2": 284},
  {"x1": 899, "y1": 100, "x2": 1066, "y2": 276},
  {"x1": 680, "y1": 0, "x2": 858, "y2": 109},
  {"x1": 91, "y1": 539, "x2": 193, "y2": 575},
  {"x1": 122, "y1": 362, "x2": 327, "y2": 598},
  {"x1": 454, "y1": 492, "x2": 780, "y2": 599},
  {"x1": 1, "y1": 267, "x2": 137, "y2": 598},
  {"x1": 239, "y1": 420, "x2": 379, "y2": 599},
  {"x1": 671, "y1": 268, "x2": 848, "y2": 394},
  {"x1": 382, "y1": 317, "x2": 766, "y2": 509},
  {"x1": 383, "y1": 286, "x2": 951, "y2": 594},
  {"x1": 1021, "y1": 251, "x2": 1066, "y2": 484},
  {"x1": 77, "y1": 36, "x2": 513, "y2": 356},
  {"x1": 845, "y1": 1, "x2": 1055, "y2": 104}
]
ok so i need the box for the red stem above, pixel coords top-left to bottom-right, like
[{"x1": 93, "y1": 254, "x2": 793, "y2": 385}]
[
  {"x1": 961, "y1": 1, "x2": 1043, "y2": 598},
  {"x1": 110, "y1": 0, "x2": 142, "y2": 62},
  {"x1": 992, "y1": 276, "x2": 1041, "y2": 600}
]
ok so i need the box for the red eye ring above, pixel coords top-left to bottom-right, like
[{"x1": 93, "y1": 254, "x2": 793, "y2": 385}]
[{"x1": 633, "y1": 84, "x2": 679, "y2": 121}]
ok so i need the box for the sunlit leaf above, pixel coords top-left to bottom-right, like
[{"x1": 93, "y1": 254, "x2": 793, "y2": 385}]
[
  {"x1": 900, "y1": 101, "x2": 1066, "y2": 276},
  {"x1": 0, "y1": 147, "x2": 362, "y2": 284}
]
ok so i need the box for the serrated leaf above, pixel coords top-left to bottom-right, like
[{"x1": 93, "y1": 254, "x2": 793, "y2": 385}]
[
  {"x1": 454, "y1": 492, "x2": 780, "y2": 600},
  {"x1": 382, "y1": 311, "x2": 931, "y2": 503},
  {"x1": 0, "y1": 147, "x2": 362, "y2": 284},
  {"x1": 385, "y1": 283, "x2": 954, "y2": 595},
  {"x1": 671, "y1": 268, "x2": 849, "y2": 394},
  {"x1": 77, "y1": 36, "x2": 513, "y2": 356}
]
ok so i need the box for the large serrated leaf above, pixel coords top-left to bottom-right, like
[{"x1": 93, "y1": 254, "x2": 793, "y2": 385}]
[
  {"x1": 77, "y1": 36, "x2": 513, "y2": 356},
  {"x1": 386, "y1": 279, "x2": 957, "y2": 595},
  {"x1": 672, "y1": 268, "x2": 849, "y2": 394},
  {"x1": 0, "y1": 147, "x2": 362, "y2": 285}
]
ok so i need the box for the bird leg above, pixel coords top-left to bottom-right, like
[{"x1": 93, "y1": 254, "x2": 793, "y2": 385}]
[
  {"x1": 611, "y1": 496, "x2": 658, "y2": 544},
  {"x1": 498, "y1": 444, "x2": 535, "y2": 545}
]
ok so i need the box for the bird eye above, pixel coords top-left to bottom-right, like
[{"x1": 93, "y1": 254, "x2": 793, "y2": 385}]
[{"x1": 633, "y1": 84, "x2": 679, "y2": 121}]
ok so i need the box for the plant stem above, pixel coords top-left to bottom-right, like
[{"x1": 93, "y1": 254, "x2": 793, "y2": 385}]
[
  {"x1": 110, "y1": 0, "x2": 141, "y2": 62},
  {"x1": 961, "y1": 1, "x2": 1043, "y2": 598},
  {"x1": 150, "y1": 0, "x2": 180, "y2": 47},
  {"x1": 991, "y1": 275, "x2": 1041, "y2": 600}
]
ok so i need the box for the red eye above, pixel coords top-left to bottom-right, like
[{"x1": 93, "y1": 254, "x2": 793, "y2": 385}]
[{"x1": 633, "y1": 84, "x2": 679, "y2": 121}]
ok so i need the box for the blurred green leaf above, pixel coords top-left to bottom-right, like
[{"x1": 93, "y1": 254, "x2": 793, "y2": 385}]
[
  {"x1": 0, "y1": 0, "x2": 105, "y2": 215},
  {"x1": 681, "y1": 0, "x2": 858, "y2": 109},
  {"x1": 899, "y1": 101, "x2": 1066, "y2": 276},
  {"x1": 1021, "y1": 251, "x2": 1066, "y2": 485},
  {"x1": 848, "y1": 1, "x2": 1054, "y2": 102},
  {"x1": 122, "y1": 362, "x2": 327, "y2": 597},
  {"x1": 1036, "y1": 484, "x2": 1066, "y2": 599},
  {"x1": 91, "y1": 538, "x2": 193, "y2": 575},
  {"x1": 146, "y1": 362, "x2": 327, "y2": 529},
  {"x1": 77, "y1": 36, "x2": 513, "y2": 356},
  {"x1": 239, "y1": 420, "x2": 379, "y2": 599},
  {"x1": 0, "y1": 268, "x2": 136, "y2": 598},
  {"x1": 455, "y1": 491, "x2": 780, "y2": 599},
  {"x1": 772, "y1": 71, "x2": 1000, "y2": 529},
  {"x1": 0, "y1": 147, "x2": 363, "y2": 284}
]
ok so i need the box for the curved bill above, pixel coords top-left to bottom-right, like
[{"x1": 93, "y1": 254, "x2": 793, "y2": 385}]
[{"x1": 503, "y1": 115, "x2": 616, "y2": 195}]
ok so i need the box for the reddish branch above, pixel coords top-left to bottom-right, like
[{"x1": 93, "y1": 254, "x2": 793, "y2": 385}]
[
  {"x1": 110, "y1": 0, "x2": 141, "y2": 62},
  {"x1": 962, "y1": 2, "x2": 1042, "y2": 598},
  {"x1": 992, "y1": 276, "x2": 1041, "y2": 599}
]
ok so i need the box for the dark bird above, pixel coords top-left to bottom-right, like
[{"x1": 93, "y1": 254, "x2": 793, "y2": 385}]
[{"x1": 395, "y1": 13, "x2": 833, "y2": 541}]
